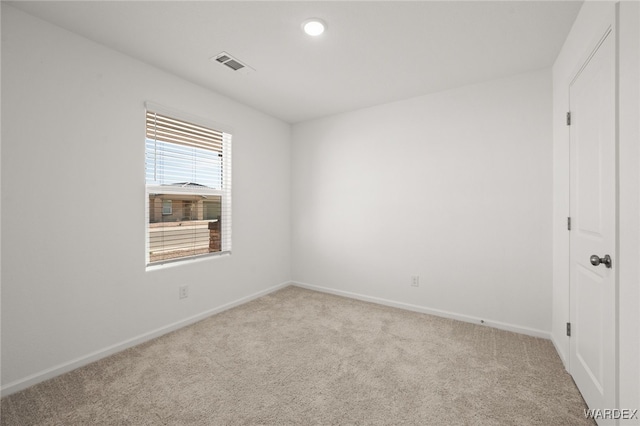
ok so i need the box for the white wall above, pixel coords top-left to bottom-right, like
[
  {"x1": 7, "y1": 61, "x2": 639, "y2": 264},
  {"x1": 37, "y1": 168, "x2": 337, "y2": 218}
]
[
  {"x1": 552, "y1": 0, "x2": 640, "y2": 415},
  {"x1": 291, "y1": 69, "x2": 553, "y2": 336},
  {"x1": 1, "y1": 5, "x2": 291, "y2": 394}
]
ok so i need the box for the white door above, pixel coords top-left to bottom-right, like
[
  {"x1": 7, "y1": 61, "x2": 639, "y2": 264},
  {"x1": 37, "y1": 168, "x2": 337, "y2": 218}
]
[{"x1": 569, "y1": 27, "x2": 616, "y2": 419}]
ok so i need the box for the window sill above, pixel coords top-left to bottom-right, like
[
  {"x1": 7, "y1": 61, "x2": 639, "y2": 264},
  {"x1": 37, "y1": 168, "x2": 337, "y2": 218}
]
[{"x1": 145, "y1": 251, "x2": 231, "y2": 272}]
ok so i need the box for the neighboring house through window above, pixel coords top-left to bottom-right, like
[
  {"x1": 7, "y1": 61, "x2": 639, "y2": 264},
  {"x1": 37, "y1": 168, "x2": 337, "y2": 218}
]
[{"x1": 145, "y1": 104, "x2": 232, "y2": 265}]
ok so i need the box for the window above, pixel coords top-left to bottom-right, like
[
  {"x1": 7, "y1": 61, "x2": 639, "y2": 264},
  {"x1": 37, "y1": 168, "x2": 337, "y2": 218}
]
[
  {"x1": 145, "y1": 104, "x2": 232, "y2": 265},
  {"x1": 162, "y1": 200, "x2": 173, "y2": 216}
]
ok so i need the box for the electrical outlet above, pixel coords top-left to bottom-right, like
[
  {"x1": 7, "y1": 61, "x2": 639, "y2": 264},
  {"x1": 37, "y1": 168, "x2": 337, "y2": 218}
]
[
  {"x1": 179, "y1": 285, "x2": 189, "y2": 299},
  {"x1": 411, "y1": 275, "x2": 420, "y2": 287}
]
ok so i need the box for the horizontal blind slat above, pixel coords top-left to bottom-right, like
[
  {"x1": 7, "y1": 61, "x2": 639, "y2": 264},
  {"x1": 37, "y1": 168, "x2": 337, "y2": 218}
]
[
  {"x1": 146, "y1": 112, "x2": 223, "y2": 152},
  {"x1": 146, "y1": 112, "x2": 223, "y2": 139}
]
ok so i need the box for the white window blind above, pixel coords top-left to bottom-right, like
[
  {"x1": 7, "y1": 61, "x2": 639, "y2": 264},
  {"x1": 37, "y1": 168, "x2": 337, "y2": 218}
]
[{"x1": 145, "y1": 106, "x2": 232, "y2": 265}]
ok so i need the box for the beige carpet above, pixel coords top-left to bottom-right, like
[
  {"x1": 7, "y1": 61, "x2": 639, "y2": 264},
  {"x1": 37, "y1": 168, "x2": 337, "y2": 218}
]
[{"x1": 2, "y1": 286, "x2": 594, "y2": 425}]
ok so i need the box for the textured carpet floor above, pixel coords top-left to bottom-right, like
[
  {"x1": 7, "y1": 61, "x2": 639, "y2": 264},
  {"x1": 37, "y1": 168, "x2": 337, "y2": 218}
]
[{"x1": 2, "y1": 286, "x2": 594, "y2": 425}]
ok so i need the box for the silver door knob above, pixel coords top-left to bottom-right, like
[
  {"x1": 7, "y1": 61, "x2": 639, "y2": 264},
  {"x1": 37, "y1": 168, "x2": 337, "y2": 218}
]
[{"x1": 590, "y1": 254, "x2": 612, "y2": 268}]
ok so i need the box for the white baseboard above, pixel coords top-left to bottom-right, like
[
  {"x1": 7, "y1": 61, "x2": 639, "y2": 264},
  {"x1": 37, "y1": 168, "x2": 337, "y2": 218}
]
[
  {"x1": 3, "y1": 280, "x2": 553, "y2": 397},
  {"x1": 550, "y1": 333, "x2": 569, "y2": 369},
  {"x1": 1, "y1": 281, "x2": 291, "y2": 397},
  {"x1": 292, "y1": 281, "x2": 551, "y2": 340}
]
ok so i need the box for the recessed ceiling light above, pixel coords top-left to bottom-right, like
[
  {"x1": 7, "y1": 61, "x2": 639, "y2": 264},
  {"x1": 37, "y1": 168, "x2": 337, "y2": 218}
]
[{"x1": 302, "y1": 18, "x2": 326, "y2": 36}]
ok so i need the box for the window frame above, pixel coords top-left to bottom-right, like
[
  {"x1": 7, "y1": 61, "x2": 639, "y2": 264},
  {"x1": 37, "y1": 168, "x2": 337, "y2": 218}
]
[{"x1": 144, "y1": 102, "x2": 232, "y2": 267}]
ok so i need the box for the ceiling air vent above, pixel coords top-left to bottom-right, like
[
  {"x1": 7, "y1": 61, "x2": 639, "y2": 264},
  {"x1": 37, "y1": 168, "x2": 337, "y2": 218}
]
[{"x1": 212, "y1": 52, "x2": 254, "y2": 75}]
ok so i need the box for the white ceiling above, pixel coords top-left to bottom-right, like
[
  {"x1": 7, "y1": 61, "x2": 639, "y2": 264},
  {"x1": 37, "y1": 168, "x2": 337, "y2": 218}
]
[{"x1": 8, "y1": 1, "x2": 583, "y2": 123}]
